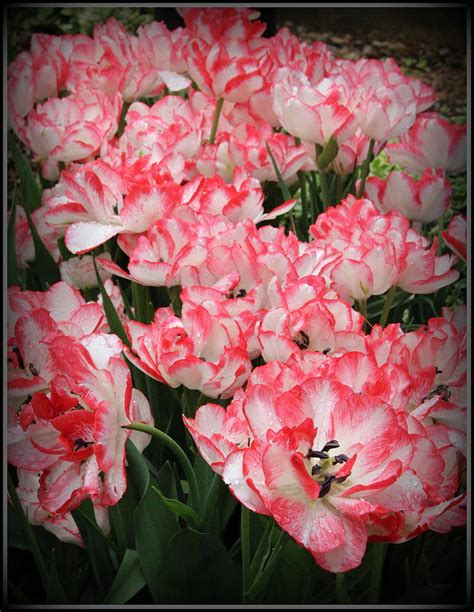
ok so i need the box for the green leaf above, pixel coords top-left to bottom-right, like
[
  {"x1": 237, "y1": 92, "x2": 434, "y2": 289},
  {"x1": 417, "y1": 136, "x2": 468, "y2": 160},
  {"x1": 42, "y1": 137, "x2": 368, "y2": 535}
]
[
  {"x1": 93, "y1": 255, "x2": 130, "y2": 347},
  {"x1": 71, "y1": 500, "x2": 116, "y2": 595},
  {"x1": 9, "y1": 136, "x2": 42, "y2": 212},
  {"x1": 316, "y1": 136, "x2": 339, "y2": 170},
  {"x1": 46, "y1": 549, "x2": 69, "y2": 604},
  {"x1": 151, "y1": 485, "x2": 201, "y2": 529},
  {"x1": 7, "y1": 472, "x2": 48, "y2": 590},
  {"x1": 335, "y1": 573, "x2": 351, "y2": 604},
  {"x1": 8, "y1": 185, "x2": 20, "y2": 286},
  {"x1": 244, "y1": 531, "x2": 285, "y2": 603},
  {"x1": 8, "y1": 580, "x2": 31, "y2": 604},
  {"x1": 56, "y1": 236, "x2": 74, "y2": 261},
  {"x1": 391, "y1": 584, "x2": 453, "y2": 604},
  {"x1": 266, "y1": 142, "x2": 292, "y2": 201},
  {"x1": 23, "y1": 204, "x2": 60, "y2": 289},
  {"x1": 159, "y1": 528, "x2": 242, "y2": 604},
  {"x1": 155, "y1": 460, "x2": 179, "y2": 499},
  {"x1": 109, "y1": 503, "x2": 127, "y2": 552},
  {"x1": 255, "y1": 533, "x2": 311, "y2": 604},
  {"x1": 103, "y1": 549, "x2": 146, "y2": 604},
  {"x1": 125, "y1": 438, "x2": 150, "y2": 501},
  {"x1": 134, "y1": 485, "x2": 180, "y2": 602},
  {"x1": 112, "y1": 479, "x2": 137, "y2": 551},
  {"x1": 167, "y1": 285, "x2": 182, "y2": 317},
  {"x1": 8, "y1": 502, "x2": 28, "y2": 550},
  {"x1": 131, "y1": 282, "x2": 154, "y2": 323},
  {"x1": 249, "y1": 516, "x2": 274, "y2": 580}
]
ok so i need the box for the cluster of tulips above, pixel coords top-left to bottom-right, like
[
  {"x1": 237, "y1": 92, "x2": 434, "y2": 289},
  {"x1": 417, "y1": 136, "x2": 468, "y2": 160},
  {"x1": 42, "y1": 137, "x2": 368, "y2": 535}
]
[{"x1": 8, "y1": 7, "x2": 466, "y2": 579}]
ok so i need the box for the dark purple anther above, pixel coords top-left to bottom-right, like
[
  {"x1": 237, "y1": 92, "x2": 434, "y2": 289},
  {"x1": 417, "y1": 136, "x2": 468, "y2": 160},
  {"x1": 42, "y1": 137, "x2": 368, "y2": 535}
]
[{"x1": 321, "y1": 439, "x2": 340, "y2": 453}]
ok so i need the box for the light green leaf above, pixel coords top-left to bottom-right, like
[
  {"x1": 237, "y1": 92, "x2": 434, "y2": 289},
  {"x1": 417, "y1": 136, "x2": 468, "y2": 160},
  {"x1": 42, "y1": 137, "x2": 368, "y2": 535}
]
[
  {"x1": 151, "y1": 485, "x2": 201, "y2": 529},
  {"x1": 103, "y1": 549, "x2": 146, "y2": 604}
]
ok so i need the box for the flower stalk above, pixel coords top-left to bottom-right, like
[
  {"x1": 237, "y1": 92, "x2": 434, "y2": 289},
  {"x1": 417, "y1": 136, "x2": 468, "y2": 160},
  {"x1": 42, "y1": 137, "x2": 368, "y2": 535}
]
[
  {"x1": 357, "y1": 138, "x2": 376, "y2": 198},
  {"x1": 379, "y1": 285, "x2": 398, "y2": 327},
  {"x1": 209, "y1": 97, "x2": 224, "y2": 145},
  {"x1": 123, "y1": 422, "x2": 201, "y2": 513}
]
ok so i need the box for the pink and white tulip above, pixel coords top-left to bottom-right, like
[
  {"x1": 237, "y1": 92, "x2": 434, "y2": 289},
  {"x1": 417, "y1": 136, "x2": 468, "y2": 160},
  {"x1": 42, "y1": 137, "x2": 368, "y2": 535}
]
[
  {"x1": 386, "y1": 113, "x2": 467, "y2": 174},
  {"x1": 364, "y1": 169, "x2": 452, "y2": 224}
]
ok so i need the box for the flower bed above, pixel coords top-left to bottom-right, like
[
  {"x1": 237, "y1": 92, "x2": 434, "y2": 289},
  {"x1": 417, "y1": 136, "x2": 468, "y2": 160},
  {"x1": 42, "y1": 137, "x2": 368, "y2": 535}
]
[{"x1": 7, "y1": 7, "x2": 467, "y2": 605}]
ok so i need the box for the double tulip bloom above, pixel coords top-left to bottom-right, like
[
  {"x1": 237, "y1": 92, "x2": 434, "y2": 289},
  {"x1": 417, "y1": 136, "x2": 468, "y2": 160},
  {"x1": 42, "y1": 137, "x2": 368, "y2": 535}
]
[{"x1": 7, "y1": 9, "x2": 466, "y2": 575}]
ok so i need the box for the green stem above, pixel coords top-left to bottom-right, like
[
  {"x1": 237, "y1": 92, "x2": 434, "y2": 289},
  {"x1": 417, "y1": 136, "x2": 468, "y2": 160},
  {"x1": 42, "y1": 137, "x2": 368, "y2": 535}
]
[
  {"x1": 357, "y1": 138, "x2": 375, "y2": 198},
  {"x1": 336, "y1": 173, "x2": 343, "y2": 204},
  {"x1": 358, "y1": 299, "x2": 368, "y2": 333},
  {"x1": 8, "y1": 472, "x2": 49, "y2": 590},
  {"x1": 319, "y1": 170, "x2": 330, "y2": 209},
  {"x1": 201, "y1": 472, "x2": 221, "y2": 533},
  {"x1": 249, "y1": 519, "x2": 274, "y2": 580},
  {"x1": 123, "y1": 422, "x2": 201, "y2": 513},
  {"x1": 335, "y1": 573, "x2": 351, "y2": 604},
  {"x1": 315, "y1": 144, "x2": 331, "y2": 209},
  {"x1": 116, "y1": 101, "x2": 131, "y2": 138},
  {"x1": 308, "y1": 171, "x2": 321, "y2": 222},
  {"x1": 379, "y1": 285, "x2": 398, "y2": 328},
  {"x1": 131, "y1": 283, "x2": 153, "y2": 323},
  {"x1": 368, "y1": 542, "x2": 386, "y2": 604},
  {"x1": 241, "y1": 506, "x2": 251, "y2": 601},
  {"x1": 436, "y1": 213, "x2": 446, "y2": 255},
  {"x1": 244, "y1": 528, "x2": 286, "y2": 602},
  {"x1": 297, "y1": 170, "x2": 309, "y2": 238},
  {"x1": 209, "y1": 97, "x2": 224, "y2": 145},
  {"x1": 343, "y1": 170, "x2": 357, "y2": 198}
]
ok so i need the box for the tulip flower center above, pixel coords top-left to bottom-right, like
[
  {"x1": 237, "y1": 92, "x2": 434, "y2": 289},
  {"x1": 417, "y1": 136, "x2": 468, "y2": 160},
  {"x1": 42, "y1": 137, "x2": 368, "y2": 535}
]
[
  {"x1": 306, "y1": 439, "x2": 350, "y2": 498},
  {"x1": 294, "y1": 330, "x2": 310, "y2": 350},
  {"x1": 8, "y1": 345, "x2": 25, "y2": 370}
]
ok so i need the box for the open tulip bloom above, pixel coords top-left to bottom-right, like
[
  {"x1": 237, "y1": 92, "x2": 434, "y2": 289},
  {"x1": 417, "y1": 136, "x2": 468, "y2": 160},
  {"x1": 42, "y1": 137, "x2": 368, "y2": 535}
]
[{"x1": 6, "y1": 7, "x2": 467, "y2": 606}]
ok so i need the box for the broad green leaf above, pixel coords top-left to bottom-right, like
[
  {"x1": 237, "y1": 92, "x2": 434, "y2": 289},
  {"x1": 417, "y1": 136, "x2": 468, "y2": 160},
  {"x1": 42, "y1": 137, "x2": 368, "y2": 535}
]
[
  {"x1": 125, "y1": 438, "x2": 150, "y2": 501},
  {"x1": 155, "y1": 460, "x2": 178, "y2": 500},
  {"x1": 151, "y1": 485, "x2": 200, "y2": 529},
  {"x1": 112, "y1": 480, "x2": 138, "y2": 551},
  {"x1": 254, "y1": 536, "x2": 309, "y2": 604},
  {"x1": 134, "y1": 485, "x2": 180, "y2": 603},
  {"x1": 159, "y1": 528, "x2": 241, "y2": 604},
  {"x1": 8, "y1": 503, "x2": 28, "y2": 550},
  {"x1": 8, "y1": 580, "x2": 31, "y2": 604},
  {"x1": 9, "y1": 136, "x2": 42, "y2": 212},
  {"x1": 103, "y1": 549, "x2": 146, "y2": 604},
  {"x1": 23, "y1": 205, "x2": 60, "y2": 289},
  {"x1": 71, "y1": 500, "x2": 116, "y2": 595},
  {"x1": 249, "y1": 516, "x2": 274, "y2": 580},
  {"x1": 48, "y1": 539, "x2": 88, "y2": 603},
  {"x1": 391, "y1": 584, "x2": 453, "y2": 604},
  {"x1": 7, "y1": 185, "x2": 20, "y2": 286},
  {"x1": 46, "y1": 549, "x2": 68, "y2": 604},
  {"x1": 7, "y1": 472, "x2": 48, "y2": 589},
  {"x1": 56, "y1": 236, "x2": 73, "y2": 261},
  {"x1": 109, "y1": 503, "x2": 127, "y2": 552}
]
